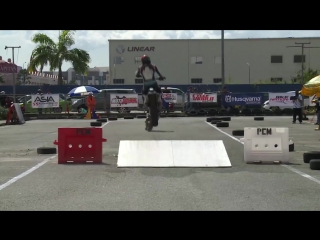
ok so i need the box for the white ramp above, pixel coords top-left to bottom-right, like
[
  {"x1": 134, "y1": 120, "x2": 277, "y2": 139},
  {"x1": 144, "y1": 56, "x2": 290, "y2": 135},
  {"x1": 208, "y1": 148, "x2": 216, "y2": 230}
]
[{"x1": 117, "y1": 140, "x2": 231, "y2": 167}]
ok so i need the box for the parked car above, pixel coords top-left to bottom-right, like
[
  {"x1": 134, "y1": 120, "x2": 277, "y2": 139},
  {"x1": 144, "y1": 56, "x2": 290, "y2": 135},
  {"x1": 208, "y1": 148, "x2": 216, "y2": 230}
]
[{"x1": 71, "y1": 88, "x2": 138, "y2": 113}]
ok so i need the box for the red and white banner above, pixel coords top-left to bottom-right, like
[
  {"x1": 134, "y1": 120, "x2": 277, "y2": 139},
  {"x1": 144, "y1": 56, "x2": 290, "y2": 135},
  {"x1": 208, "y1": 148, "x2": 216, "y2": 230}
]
[
  {"x1": 110, "y1": 94, "x2": 138, "y2": 108},
  {"x1": 190, "y1": 93, "x2": 217, "y2": 103},
  {"x1": 161, "y1": 93, "x2": 177, "y2": 103},
  {"x1": 268, "y1": 92, "x2": 294, "y2": 107}
]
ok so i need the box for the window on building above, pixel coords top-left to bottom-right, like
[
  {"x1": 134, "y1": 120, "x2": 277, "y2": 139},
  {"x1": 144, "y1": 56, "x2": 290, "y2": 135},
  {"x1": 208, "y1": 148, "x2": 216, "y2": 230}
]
[
  {"x1": 134, "y1": 57, "x2": 141, "y2": 64},
  {"x1": 271, "y1": 77, "x2": 283, "y2": 82},
  {"x1": 114, "y1": 56, "x2": 124, "y2": 65},
  {"x1": 191, "y1": 78, "x2": 202, "y2": 84},
  {"x1": 271, "y1": 55, "x2": 283, "y2": 63},
  {"x1": 191, "y1": 56, "x2": 203, "y2": 64},
  {"x1": 214, "y1": 56, "x2": 221, "y2": 64},
  {"x1": 213, "y1": 78, "x2": 222, "y2": 83},
  {"x1": 294, "y1": 55, "x2": 305, "y2": 63},
  {"x1": 135, "y1": 78, "x2": 143, "y2": 84},
  {"x1": 113, "y1": 79, "x2": 125, "y2": 84}
]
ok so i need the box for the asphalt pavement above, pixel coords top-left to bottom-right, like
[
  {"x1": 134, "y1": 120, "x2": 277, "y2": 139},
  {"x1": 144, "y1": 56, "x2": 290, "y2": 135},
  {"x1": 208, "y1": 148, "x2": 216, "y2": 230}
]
[{"x1": 0, "y1": 116, "x2": 320, "y2": 210}]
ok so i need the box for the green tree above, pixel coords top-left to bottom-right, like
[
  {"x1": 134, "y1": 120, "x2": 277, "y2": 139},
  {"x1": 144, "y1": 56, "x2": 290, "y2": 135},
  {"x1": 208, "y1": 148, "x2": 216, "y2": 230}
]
[
  {"x1": 0, "y1": 75, "x2": 4, "y2": 83},
  {"x1": 295, "y1": 67, "x2": 319, "y2": 84},
  {"x1": 28, "y1": 30, "x2": 91, "y2": 85},
  {"x1": 16, "y1": 69, "x2": 31, "y2": 84}
]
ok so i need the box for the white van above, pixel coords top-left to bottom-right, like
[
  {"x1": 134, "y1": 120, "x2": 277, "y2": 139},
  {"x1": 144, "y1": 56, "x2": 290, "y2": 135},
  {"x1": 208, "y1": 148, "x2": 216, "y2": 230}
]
[
  {"x1": 263, "y1": 91, "x2": 309, "y2": 110},
  {"x1": 71, "y1": 88, "x2": 138, "y2": 113},
  {"x1": 137, "y1": 87, "x2": 185, "y2": 111}
]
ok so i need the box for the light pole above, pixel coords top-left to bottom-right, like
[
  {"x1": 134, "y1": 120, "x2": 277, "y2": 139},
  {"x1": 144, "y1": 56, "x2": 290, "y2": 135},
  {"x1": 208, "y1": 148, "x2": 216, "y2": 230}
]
[
  {"x1": 286, "y1": 42, "x2": 320, "y2": 84},
  {"x1": 5, "y1": 45, "x2": 21, "y2": 103},
  {"x1": 22, "y1": 62, "x2": 26, "y2": 84},
  {"x1": 221, "y1": 30, "x2": 225, "y2": 89},
  {"x1": 246, "y1": 63, "x2": 250, "y2": 84}
]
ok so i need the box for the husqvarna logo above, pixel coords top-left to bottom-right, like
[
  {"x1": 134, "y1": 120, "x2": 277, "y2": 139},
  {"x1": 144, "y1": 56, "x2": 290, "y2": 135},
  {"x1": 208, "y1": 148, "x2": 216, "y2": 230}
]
[
  {"x1": 225, "y1": 95, "x2": 232, "y2": 103},
  {"x1": 116, "y1": 45, "x2": 125, "y2": 54}
]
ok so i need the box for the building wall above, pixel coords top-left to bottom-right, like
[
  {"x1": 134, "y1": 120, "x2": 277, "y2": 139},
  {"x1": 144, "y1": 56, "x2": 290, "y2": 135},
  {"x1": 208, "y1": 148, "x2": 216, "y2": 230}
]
[
  {"x1": 44, "y1": 67, "x2": 110, "y2": 85},
  {"x1": 109, "y1": 38, "x2": 320, "y2": 85}
]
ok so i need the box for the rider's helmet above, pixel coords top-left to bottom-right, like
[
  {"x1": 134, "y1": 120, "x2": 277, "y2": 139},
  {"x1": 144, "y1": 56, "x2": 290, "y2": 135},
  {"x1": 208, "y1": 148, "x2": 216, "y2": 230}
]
[{"x1": 141, "y1": 55, "x2": 151, "y2": 64}]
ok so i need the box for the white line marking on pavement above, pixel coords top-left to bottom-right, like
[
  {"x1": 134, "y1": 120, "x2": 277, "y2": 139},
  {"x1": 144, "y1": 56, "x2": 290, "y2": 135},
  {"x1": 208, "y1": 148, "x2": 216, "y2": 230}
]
[
  {"x1": 0, "y1": 121, "x2": 111, "y2": 191},
  {"x1": 0, "y1": 155, "x2": 56, "y2": 191},
  {"x1": 204, "y1": 121, "x2": 320, "y2": 186}
]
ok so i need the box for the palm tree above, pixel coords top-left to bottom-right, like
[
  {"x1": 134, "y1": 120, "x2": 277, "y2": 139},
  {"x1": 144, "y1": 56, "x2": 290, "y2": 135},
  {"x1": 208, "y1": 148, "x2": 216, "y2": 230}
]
[{"x1": 28, "y1": 30, "x2": 91, "y2": 85}]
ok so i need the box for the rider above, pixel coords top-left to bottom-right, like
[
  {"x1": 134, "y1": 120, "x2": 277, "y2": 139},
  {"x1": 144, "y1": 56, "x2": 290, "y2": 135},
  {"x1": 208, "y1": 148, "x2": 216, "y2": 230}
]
[{"x1": 135, "y1": 54, "x2": 165, "y2": 109}]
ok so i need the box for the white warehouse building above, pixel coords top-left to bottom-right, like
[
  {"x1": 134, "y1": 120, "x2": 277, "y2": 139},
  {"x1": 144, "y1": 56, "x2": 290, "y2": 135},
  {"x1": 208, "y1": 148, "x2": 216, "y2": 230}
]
[{"x1": 108, "y1": 37, "x2": 320, "y2": 85}]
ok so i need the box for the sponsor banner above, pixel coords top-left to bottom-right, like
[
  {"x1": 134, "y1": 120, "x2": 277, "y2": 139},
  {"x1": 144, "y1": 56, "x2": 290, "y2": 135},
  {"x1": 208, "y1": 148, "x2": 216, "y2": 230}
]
[
  {"x1": 222, "y1": 93, "x2": 264, "y2": 106},
  {"x1": 110, "y1": 94, "x2": 138, "y2": 108},
  {"x1": 31, "y1": 94, "x2": 60, "y2": 108},
  {"x1": 268, "y1": 92, "x2": 295, "y2": 107},
  {"x1": 161, "y1": 93, "x2": 177, "y2": 103},
  {"x1": 190, "y1": 93, "x2": 217, "y2": 103}
]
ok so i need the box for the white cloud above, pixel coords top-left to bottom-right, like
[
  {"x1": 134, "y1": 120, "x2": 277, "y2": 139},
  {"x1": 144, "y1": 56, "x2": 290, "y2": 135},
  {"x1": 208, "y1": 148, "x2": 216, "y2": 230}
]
[{"x1": 0, "y1": 30, "x2": 319, "y2": 71}]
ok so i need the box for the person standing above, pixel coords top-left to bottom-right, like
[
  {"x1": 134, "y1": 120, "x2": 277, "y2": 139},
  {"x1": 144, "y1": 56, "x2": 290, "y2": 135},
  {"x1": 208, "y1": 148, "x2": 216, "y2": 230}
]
[
  {"x1": 313, "y1": 98, "x2": 320, "y2": 130},
  {"x1": 292, "y1": 90, "x2": 303, "y2": 124}
]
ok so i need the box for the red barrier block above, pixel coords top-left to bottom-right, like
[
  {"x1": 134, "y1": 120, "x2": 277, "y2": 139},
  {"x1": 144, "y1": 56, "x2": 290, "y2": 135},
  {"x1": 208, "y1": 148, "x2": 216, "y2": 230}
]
[{"x1": 53, "y1": 127, "x2": 107, "y2": 164}]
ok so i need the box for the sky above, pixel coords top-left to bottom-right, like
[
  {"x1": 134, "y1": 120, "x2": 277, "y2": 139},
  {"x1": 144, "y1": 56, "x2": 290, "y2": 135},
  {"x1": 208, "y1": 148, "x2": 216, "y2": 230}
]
[{"x1": 1, "y1": 30, "x2": 320, "y2": 71}]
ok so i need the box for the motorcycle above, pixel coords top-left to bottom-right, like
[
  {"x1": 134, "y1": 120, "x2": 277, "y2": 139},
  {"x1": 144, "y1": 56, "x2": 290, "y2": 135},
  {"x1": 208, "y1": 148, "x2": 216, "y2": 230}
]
[
  {"x1": 145, "y1": 86, "x2": 159, "y2": 131},
  {"x1": 144, "y1": 77, "x2": 165, "y2": 131}
]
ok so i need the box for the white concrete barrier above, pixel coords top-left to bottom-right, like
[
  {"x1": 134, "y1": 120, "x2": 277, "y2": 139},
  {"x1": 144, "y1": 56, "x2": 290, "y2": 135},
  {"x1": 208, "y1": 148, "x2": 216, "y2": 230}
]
[{"x1": 243, "y1": 127, "x2": 289, "y2": 164}]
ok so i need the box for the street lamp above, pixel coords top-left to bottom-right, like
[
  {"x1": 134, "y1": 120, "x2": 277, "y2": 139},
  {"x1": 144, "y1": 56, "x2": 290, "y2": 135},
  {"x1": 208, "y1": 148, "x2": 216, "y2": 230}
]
[
  {"x1": 22, "y1": 62, "x2": 26, "y2": 84},
  {"x1": 246, "y1": 63, "x2": 250, "y2": 84}
]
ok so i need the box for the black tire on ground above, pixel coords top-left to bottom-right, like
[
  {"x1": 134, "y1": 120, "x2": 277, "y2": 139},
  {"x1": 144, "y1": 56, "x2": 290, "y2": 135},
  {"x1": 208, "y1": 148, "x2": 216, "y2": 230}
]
[
  {"x1": 108, "y1": 117, "x2": 118, "y2": 121},
  {"x1": 289, "y1": 143, "x2": 294, "y2": 152},
  {"x1": 210, "y1": 117, "x2": 224, "y2": 121},
  {"x1": 254, "y1": 117, "x2": 264, "y2": 121},
  {"x1": 97, "y1": 118, "x2": 107, "y2": 122},
  {"x1": 310, "y1": 159, "x2": 320, "y2": 170},
  {"x1": 303, "y1": 151, "x2": 320, "y2": 163},
  {"x1": 216, "y1": 122, "x2": 229, "y2": 127},
  {"x1": 124, "y1": 116, "x2": 134, "y2": 119},
  {"x1": 37, "y1": 147, "x2": 57, "y2": 154},
  {"x1": 188, "y1": 110, "x2": 198, "y2": 116},
  {"x1": 91, "y1": 121, "x2": 102, "y2": 127},
  {"x1": 137, "y1": 115, "x2": 147, "y2": 119},
  {"x1": 222, "y1": 117, "x2": 231, "y2": 121},
  {"x1": 206, "y1": 117, "x2": 214, "y2": 122},
  {"x1": 232, "y1": 129, "x2": 244, "y2": 136},
  {"x1": 211, "y1": 120, "x2": 221, "y2": 124}
]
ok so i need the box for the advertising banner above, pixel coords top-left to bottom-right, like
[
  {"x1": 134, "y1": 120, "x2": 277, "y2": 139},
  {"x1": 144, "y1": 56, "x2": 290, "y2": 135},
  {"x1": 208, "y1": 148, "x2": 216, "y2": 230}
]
[
  {"x1": 268, "y1": 92, "x2": 295, "y2": 107},
  {"x1": 222, "y1": 93, "x2": 264, "y2": 106},
  {"x1": 31, "y1": 94, "x2": 60, "y2": 108},
  {"x1": 190, "y1": 93, "x2": 217, "y2": 103},
  {"x1": 110, "y1": 94, "x2": 139, "y2": 108},
  {"x1": 161, "y1": 93, "x2": 177, "y2": 103}
]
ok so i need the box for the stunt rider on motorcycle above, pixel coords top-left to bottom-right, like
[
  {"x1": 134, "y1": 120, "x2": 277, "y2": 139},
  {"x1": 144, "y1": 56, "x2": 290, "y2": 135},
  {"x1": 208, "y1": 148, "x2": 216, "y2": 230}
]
[{"x1": 135, "y1": 54, "x2": 166, "y2": 110}]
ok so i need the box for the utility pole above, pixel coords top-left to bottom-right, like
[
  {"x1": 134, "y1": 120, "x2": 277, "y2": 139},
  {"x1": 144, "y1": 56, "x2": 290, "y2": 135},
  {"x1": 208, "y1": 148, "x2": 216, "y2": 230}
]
[
  {"x1": 286, "y1": 42, "x2": 320, "y2": 84},
  {"x1": 221, "y1": 30, "x2": 225, "y2": 90},
  {"x1": 5, "y1": 46, "x2": 21, "y2": 103}
]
